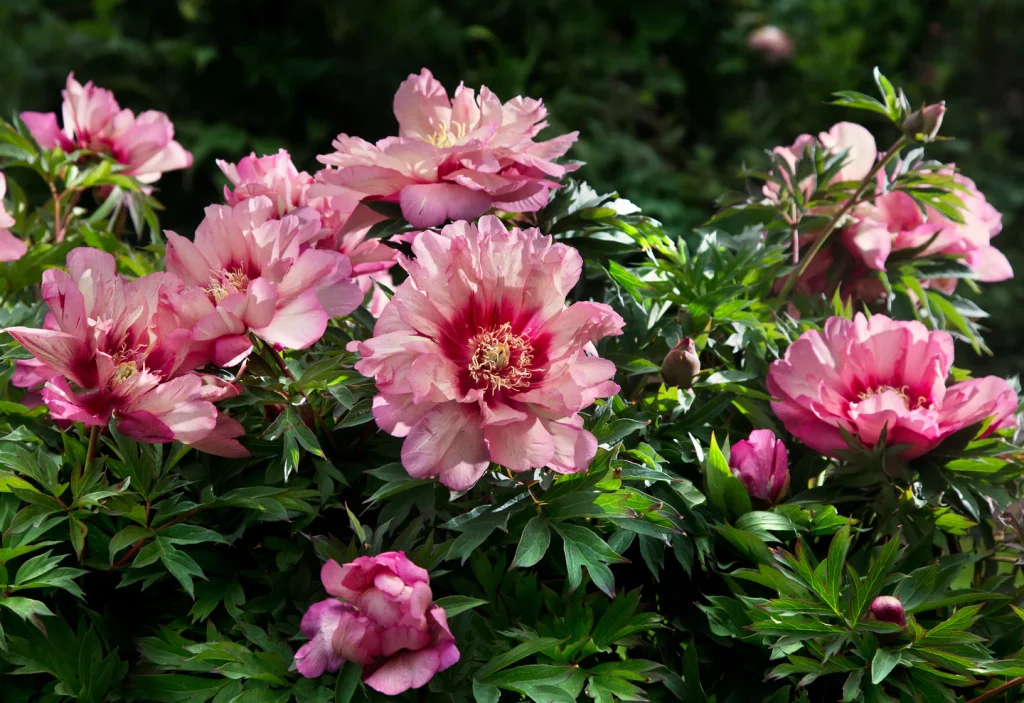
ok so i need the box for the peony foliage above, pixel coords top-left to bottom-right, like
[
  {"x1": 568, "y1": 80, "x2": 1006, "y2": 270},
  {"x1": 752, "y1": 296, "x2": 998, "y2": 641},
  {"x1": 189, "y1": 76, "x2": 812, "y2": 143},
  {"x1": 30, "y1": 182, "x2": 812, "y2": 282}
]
[{"x1": 0, "y1": 68, "x2": 1022, "y2": 703}]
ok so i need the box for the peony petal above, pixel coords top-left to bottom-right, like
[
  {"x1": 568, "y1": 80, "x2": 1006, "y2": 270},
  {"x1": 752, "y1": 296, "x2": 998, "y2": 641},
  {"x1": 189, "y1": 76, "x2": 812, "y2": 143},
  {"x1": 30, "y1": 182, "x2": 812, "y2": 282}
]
[
  {"x1": 402, "y1": 402, "x2": 490, "y2": 490},
  {"x1": 399, "y1": 183, "x2": 491, "y2": 228}
]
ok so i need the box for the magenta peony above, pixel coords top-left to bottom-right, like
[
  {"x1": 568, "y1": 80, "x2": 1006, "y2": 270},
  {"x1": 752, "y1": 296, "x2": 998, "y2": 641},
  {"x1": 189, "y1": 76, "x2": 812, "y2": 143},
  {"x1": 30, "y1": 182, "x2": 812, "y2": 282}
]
[
  {"x1": 314, "y1": 68, "x2": 579, "y2": 228},
  {"x1": 348, "y1": 216, "x2": 624, "y2": 490},
  {"x1": 869, "y1": 595, "x2": 906, "y2": 627},
  {"x1": 843, "y1": 171, "x2": 1012, "y2": 289},
  {"x1": 3, "y1": 248, "x2": 246, "y2": 456},
  {"x1": 164, "y1": 196, "x2": 363, "y2": 366},
  {"x1": 729, "y1": 430, "x2": 790, "y2": 505},
  {"x1": 21, "y1": 73, "x2": 192, "y2": 184},
  {"x1": 218, "y1": 150, "x2": 398, "y2": 316},
  {"x1": 767, "y1": 313, "x2": 1018, "y2": 461},
  {"x1": 0, "y1": 173, "x2": 26, "y2": 262},
  {"x1": 294, "y1": 552, "x2": 458, "y2": 695}
]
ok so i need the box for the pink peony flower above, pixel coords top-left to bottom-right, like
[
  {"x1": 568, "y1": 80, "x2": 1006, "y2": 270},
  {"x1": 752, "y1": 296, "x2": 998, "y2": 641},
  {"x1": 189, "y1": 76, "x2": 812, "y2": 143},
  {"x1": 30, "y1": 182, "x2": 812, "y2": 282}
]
[
  {"x1": 3, "y1": 248, "x2": 246, "y2": 456},
  {"x1": 764, "y1": 122, "x2": 877, "y2": 203},
  {"x1": 746, "y1": 25, "x2": 795, "y2": 63},
  {"x1": 295, "y1": 552, "x2": 459, "y2": 695},
  {"x1": 843, "y1": 171, "x2": 1012, "y2": 287},
  {"x1": 767, "y1": 314, "x2": 1018, "y2": 461},
  {"x1": 729, "y1": 429, "x2": 790, "y2": 505},
  {"x1": 0, "y1": 173, "x2": 27, "y2": 262},
  {"x1": 218, "y1": 150, "x2": 399, "y2": 316},
  {"x1": 314, "y1": 68, "x2": 579, "y2": 228},
  {"x1": 348, "y1": 216, "x2": 624, "y2": 490},
  {"x1": 164, "y1": 196, "x2": 363, "y2": 366},
  {"x1": 20, "y1": 73, "x2": 192, "y2": 184}
]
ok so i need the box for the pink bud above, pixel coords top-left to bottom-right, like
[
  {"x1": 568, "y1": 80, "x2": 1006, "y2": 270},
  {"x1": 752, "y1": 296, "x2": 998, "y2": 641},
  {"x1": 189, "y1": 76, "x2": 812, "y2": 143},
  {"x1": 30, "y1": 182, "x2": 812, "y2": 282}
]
[
  {"x1": 746, "y1": 26, "x2": 794, "y2": 63},
  {"x1": 662, "y1": 337, "x2": 700, "y2": 389},
  {"x1": 902, "y1": 102, "x2": 946, "y2": 142},
  {"x1": 728, "y1": 430, "x2": 790, "y2": 506},
  {"x1": 869, "y1": 596, "x2": 906, "y2": 628}
]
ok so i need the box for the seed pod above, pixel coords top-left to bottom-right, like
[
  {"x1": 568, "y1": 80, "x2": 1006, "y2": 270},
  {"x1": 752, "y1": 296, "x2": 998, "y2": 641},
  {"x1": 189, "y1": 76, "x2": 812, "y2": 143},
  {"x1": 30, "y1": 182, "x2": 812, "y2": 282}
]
[{"x1": 662, "y1": 338, "x2": 700, "y2": 389}]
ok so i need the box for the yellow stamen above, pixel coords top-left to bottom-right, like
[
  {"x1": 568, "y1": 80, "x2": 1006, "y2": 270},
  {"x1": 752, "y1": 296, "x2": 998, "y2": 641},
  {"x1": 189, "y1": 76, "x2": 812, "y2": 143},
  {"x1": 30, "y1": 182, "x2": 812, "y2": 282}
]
[
  {"x1": 468, "y1": 322, "x2": 533, "y2": 393},
  {"x1": 423, "y1": 121, "x2": 467, "y2": 149}
]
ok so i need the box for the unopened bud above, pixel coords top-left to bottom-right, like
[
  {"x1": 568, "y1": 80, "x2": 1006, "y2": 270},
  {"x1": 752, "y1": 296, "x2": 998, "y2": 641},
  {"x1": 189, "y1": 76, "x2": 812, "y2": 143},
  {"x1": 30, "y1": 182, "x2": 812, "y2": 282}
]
[
  {"x1": 869, "y1": 596, "x2": 906, "y2": 628},
  {"x1": 662, "y1": 338, "x2": 700, "y2": 389},
  {"x1": 902, "y1": 102, "x2": 946, "y2": 142},
  {"x1": 746, "y1": 26, "x2": 794, "y2": 64}
]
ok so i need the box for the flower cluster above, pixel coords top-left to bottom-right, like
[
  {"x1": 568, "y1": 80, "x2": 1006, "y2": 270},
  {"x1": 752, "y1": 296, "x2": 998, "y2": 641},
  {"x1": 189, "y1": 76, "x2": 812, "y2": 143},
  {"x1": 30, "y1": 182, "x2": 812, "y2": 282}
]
[
  {"x1": 314, "y1": 68, "x2": 579, "y2": 227},
  {"x1": 349, "y1": 216, "x2": 624, "y2": 490},
  {"x1": 21, "y1": 73, "x2": 192, "y2": 186},
  {"x1": 295, "y1": 552, "x2": 458, "y2": 695}
]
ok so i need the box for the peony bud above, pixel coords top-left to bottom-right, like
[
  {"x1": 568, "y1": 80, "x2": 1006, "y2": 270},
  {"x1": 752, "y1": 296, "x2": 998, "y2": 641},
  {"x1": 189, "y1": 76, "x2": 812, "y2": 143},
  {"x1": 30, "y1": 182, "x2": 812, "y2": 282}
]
[
  {"x1": 662, "y1": 338, "x2": 700, "y2": 389},
  {"x1": 728, "y1": 430, "x2": 790, "y2": 507},
  {"x1": 902, "y1": 102, "x2": 946, "y2": 142},
  {"x1": 746, "y1": 25, "x2": 794, "y2": 64},
  {"x1": 869, "y1": 596, "x2": 906, "y2": 628}
]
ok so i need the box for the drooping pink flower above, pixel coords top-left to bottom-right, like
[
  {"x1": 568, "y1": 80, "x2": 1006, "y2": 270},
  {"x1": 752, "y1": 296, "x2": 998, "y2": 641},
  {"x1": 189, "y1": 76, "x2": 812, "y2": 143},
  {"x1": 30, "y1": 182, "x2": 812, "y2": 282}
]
[
  {"x1": 764, "y1": 122, "x2": 877, "y2": 203},
  {"x1": 349, "y1": 216, "x2": 624, "y2": 490},
  {"x1": 3, "y1": 248, "x2": 246, "y2": 456},
  {"x1": 217, "y1": 150, "x2": 398, "y2": 316},
  {"x1": 767, "y1": 314, "x2": 1018, "y2": 461},
  {"x1": 164, "y1": 196, "x2": 363, "y2": 366},
  {"x1": 20, "y1": 73, "x2": 192, "y2": 184},
  {"x1": 728, "y1": 429, "x2": 790, "y2": 505},
  {"x1": 0, "y1": 173, "x2": 26, "y2": 262},
  {"x1": 843, "y1": 171, "x2": 1012, "y2": 288},
  {"x1": 295, "y1": 552, "x2": 459, "y2": 695},
  {"x1": 314, "y1": 68, "x2": 579, "y2": 228}
]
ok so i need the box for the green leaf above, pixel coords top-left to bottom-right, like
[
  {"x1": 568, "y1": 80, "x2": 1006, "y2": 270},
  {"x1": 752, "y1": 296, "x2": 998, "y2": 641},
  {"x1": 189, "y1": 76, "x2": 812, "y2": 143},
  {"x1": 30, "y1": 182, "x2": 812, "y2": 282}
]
[
  {"x1": 870, "y1": 648, "x2": 901, "y2": 685},
  {"x1": 704, "y1": 433, "x2": 752, "y2": 518},
  {"x1": 335, "y1": 660, "x2": 362, "y2": 703},
  {"x1": 0, "y1": 595, "x2": 54, "y2": 626},
  {"x1": 433, "y1": 595, "x2": 488, "y2": 618},
  {"x1": 512, "y1": 517, "x2": 551, "y2": 568},
  {"x1": 823, "y1": 523, "x2": 852, "y2": 614},
  {"x1": 473, "y1": 681, "x2": 501, "y2": 703},
  {"x1": 475, "y1": 637, "x2": 564, "y2": 681}
]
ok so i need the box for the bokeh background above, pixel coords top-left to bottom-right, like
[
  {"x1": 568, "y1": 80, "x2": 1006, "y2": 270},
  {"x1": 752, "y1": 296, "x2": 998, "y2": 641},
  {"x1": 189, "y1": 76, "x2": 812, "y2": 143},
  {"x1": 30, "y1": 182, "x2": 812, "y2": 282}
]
[{"x1": 1, "y1": 0, "x2": 1021, "y2": 375}]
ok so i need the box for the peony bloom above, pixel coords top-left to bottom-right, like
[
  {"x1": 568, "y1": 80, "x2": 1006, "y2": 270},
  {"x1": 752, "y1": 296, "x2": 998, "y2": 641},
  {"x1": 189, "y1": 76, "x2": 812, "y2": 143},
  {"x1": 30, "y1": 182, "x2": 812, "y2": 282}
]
[
  {"x1": 164, "y1": 196, "x2": 363, "y2": 366},
  {"x1": 746, "y1": 25, "x2": 795, "y2": 63},
  {"x1": 767, "y1": 314, "x2": 1018, "y2": 461},
  {"x1": 3, "y1": 248, "x2": 246, "y2": 456},
  {"x1": 218, "y1": 150, "x2": 398, "y2": 316},
  {"x1": 729, "y1": 429, "x2": 790, "y2": 505},
  {"x1": 295, "y1": 552, "x2": 459, "y2": 695},
  {"x1": 843, "y1": 171, "x2": 1012, "y2": 290},
  {"x1": 764, "y1": 122, "x2": 877, "y2": 204},
  {"x1": 349, "y1": 216, "x2": 624, "y2": 490},
  {"x1": 0, "y1": 173, "x2": 26, "y2": 262},
  {"x1": 20, "y1": 73, "x2": 192, "y2": 184},
  {"x1": 315, "y1": 68, "x2": 579, "y2": 228}
]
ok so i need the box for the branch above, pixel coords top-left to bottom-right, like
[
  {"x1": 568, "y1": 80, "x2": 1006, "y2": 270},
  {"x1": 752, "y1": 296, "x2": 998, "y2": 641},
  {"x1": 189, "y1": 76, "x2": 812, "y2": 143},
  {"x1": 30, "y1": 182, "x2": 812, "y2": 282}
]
[{"x1": 966, "y1": 677, "x2": 1024, "y2": 703}]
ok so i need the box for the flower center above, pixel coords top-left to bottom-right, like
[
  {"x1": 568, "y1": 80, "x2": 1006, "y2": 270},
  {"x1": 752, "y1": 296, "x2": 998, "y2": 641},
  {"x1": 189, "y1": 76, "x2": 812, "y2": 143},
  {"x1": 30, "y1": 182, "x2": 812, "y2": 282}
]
[
  {"x1": 857, "y1": 384, "x2": 928, "y2": 409},
  {"x1": 205, "y1": 268, "x2": 250, "y2": 303},
  {"x1": 468, "y1": 322, "x2": 533, "y2": 394},
  {"x1": 113, "y1": 360, "x2": 138, "y2": 386},
  {"x1": 423, "y1": 121, "x2": 466, "y2": 149}
]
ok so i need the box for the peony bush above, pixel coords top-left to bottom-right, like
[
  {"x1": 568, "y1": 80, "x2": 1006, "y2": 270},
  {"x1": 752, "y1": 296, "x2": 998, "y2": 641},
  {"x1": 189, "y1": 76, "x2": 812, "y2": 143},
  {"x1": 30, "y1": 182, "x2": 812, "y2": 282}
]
[{"x1": 0, "y1": 67, "x2": 1022, "y2": 703}]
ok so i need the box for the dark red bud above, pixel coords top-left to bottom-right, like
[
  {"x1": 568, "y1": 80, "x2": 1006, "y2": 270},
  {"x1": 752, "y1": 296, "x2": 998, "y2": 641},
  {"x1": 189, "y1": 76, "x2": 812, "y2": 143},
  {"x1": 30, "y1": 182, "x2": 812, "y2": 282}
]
[
  {"x1": 869, "y1": 596, "x2": 906, "y2": 628},
  {"x1": 662, "y1": 338, "x2": 700, "y2": 389}
]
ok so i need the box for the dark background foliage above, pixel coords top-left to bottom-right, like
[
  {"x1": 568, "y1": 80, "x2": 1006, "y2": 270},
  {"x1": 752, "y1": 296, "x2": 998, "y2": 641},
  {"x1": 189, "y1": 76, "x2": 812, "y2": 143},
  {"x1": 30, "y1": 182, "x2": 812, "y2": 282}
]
[{"x1": 2, "y1": 0, "x2": 1022, "y2": 371}]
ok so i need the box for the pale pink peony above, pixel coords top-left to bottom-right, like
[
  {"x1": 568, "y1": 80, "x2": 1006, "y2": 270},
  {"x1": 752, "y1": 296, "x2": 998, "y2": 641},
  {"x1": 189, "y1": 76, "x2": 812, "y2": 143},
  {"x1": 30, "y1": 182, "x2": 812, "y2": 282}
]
[
  {"x1": 20, "y1": 73, "x2": 192, "y2": 184},
  {"x1": 0, "y1": 173, "x2": 27, "y2": 262},
  {"x1": 349, "y1": 216, "x2": 624, "y2": 490},
  {"x1": 843, "y1": 171, "x2": 1012, "y2": 287},
  {"x1": 767, "y1": 314, "x2": 1018, "y2": 461},
  {"x1": 295, "y1": 552, "x2": 459, "y2": 695},
  {"x1": 314, "y1": 68, "x2": 579, "y2": 228},
  {"x1": 729, "y1": 429, "x2": 790, "y2": 505},
  {"x1": 3, "y1": 248, "x2": 246, "y2": 456},
  {"x1": 218, "y1": 150, "x2": 399, "y2": 316},
  {"x1": 764, "y1": 122, "x2": 877, "y2": 203},
  {"x1": 164, "y1": 196, "x2": 363, "y2": 366}
]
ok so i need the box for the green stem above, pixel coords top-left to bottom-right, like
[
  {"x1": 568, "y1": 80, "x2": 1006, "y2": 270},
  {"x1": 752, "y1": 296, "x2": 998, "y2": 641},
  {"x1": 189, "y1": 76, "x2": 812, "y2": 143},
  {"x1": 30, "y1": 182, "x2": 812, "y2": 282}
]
[
  {"x1": 85, "y1": 425, "x2": 101, "y2": 473},
  {"x1": 778, "y1": 135, "x2": 908, "y2": 301}
]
